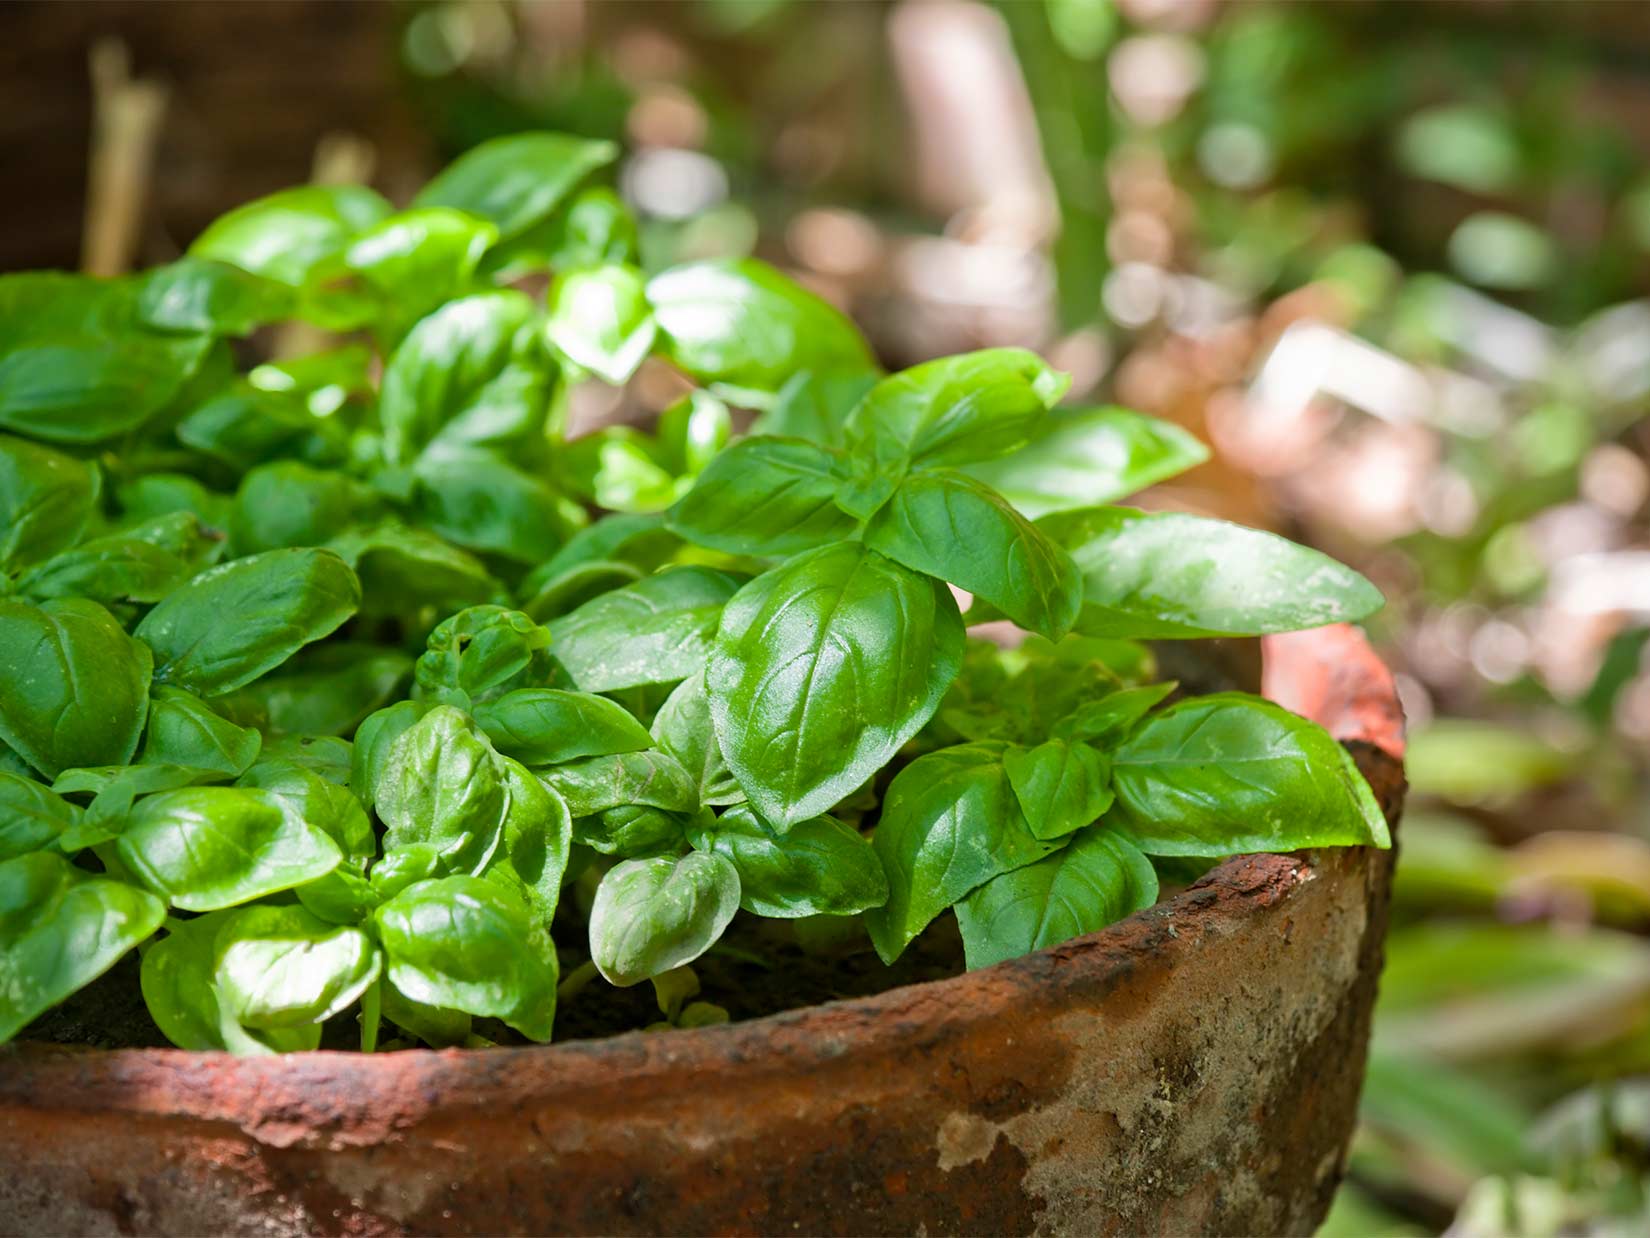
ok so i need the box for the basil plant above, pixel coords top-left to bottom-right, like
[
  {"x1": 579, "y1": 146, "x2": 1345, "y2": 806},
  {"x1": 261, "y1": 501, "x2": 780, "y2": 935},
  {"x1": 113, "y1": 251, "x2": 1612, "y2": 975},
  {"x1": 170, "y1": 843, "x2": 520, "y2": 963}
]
[{"x1": 0, "y1": 131, "x2": 1387, "y2": 1053}]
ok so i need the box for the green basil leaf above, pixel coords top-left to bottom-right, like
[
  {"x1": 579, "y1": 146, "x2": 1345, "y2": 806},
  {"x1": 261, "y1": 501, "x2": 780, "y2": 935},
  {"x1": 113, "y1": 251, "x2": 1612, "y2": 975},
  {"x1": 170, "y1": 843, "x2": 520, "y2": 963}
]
[
  {"x1": 350, "y1": 700, "x2": 433, "y2": 814},
  {"x1": 238, "y1": 758, "x2": 376, "y2": 862},
  {"x1": 865, "y1": 742, "x2": 1066, "y2": 964},
  {"x1": 295, "y1": 865, "x2": 381, "y2": 927},
  {"x1": 475, "y1": 688, "x2": 653, "y2": 766},
  {"x1": 116, "y1": 472, "x2": 232, "y2": 533},
  {"x1": 139, "y1": 913, "x2": 232, "y2": 1050},
  {"x1": 655, "y1": 390, "x2": 731, "y2": 478},
  {"x1": 0, "y1": 851, "x2": 165, "y2": 1042},
  {"x1": 1052, "y1": 682, "x2": 1178, "y2": 745},
  {"x1": 482, "y1": 185, "x2": 639, "y2": 278},
  {"x1": 230, "y1": 461, "x2": 369, "y2": 556},
  {"x1": 844, "y1": 348, "x2": 1067, "y2": 472},
  {"x1": 259, "y1": 734, "x2": 352, "y2": 784},
  {"x1": 212, "y1": 903, "x2": 381, "y2": 1028},
  {"x1": 557, "y1": 426, "x2": 679, "y2": 514},
  {"x1": 552, "y1": 566, "x2": 741, "y2": 693},
  {"x1": 955, "y1": 826, "x2": 1158, "y2": 969},
  {"x1": 136, "y1": 257, "x2": 297, "y2": 337},
  {"x1": 117, "y1": 785, "x2": 342, "y2": 910},
  {"x1": 689, "y1": 804, "x2": 887, "y2": 918},
  {"x1": 189, "y1": 183, "x2": 392, "y2": 292},
  {"x1": 374, "y1": 874, "x2": 559, "y2": 1041},
  {"x1": 176, "y1": 382, "x2": 346, "y2": 473},
  {"x1": 16, "y1": 515, "x2": 217, "y2": 608},
  {"x1": 344, "y1": 206, "x2": 497, "y2": 335},
  {"x1": 708, "y1": 543, "x2": 964, "y2": 828},
  {"x1": 381, "y1": 978, "x2": 472, "y2": 1047},
  {"x1": 749, "y1": 370, "x2": 879, "y2": 447},
  {"x1": 374, "y1": 706, "x2": 507, "y2": 877},
  {"x1": 52, "y1": 763, "x2": 229, "y2": 831},
  {"x1": 667, "y1": 436, "x2": 857, "y2": 557},
  {"x1": 0, "y1": 772, "x2": 81, "y2": 861},
  {"x1": 135, "y1": 547, "x2": 361, "y2": 696},
  {"x1": 1039, "y1": 506, "x2": 1384, "y2": 639},
  {"x1": 961, "y1": 407, "x2": 1209, "y2": 518},
  {"x1": 377, "y1": 290, "x2": 555, "y2": 467},
  {"x1": 139, "y1": 686, "x2": 263, "y2": 777},
  {"x1": 522, "y1": 511, "x2": 671, "y2": 591},
  {"x1": 413, "y1": 132, "x2": 618, "y2": 241},
  {"x1": 0, "y1": 274, "x2": 212, "y2": 444},
  {"x1": 540, "y1": 749, "x2": 698, "y2": 817},
  {"x1": 217, "y1": 642, "x2": 412, "y2": 738},
  {"x1": 651, "y1": 671, "x2": 743, "y2": 808},
  {"x1": 490, "y1": 757, "x2": 572, "y2": 926},
  {"x1": 248, "y1": 343, "x2": 374, "y2": 416},
  {"x1": 546, "y1": 263, "x2": 656, "y2": 384},
  {"x1": 412, "y1": 448, "x2": 576, "y2": 566},
  {"x1": 521, "y1": 561, "x2": 643, "y2": 623},
  {"x1": 0, "y1": 597, "x2": 152, "y2": 778},
  {"x1": 1110, "y1": 693, "x2": 1391, "y2": 855},
  {"x1": 0, "y1": 433, "x2": 98, "y2": 571},
  {"x1": 327, "y1": 522, "x2": 503, "y2": 617},
  {"x1": 1003, "y1": 739, "x2": 1114, "y2": 841},
  {"x1": 413, "y1": 605, "x2": 558, "y2": 709},
  {"x1": 588, "y1": 851, "x2": 741, "y2": 986},
  {"x1": 647, "y1": 258, "x2": 874, "y2": 405},
  {"x1": 864, "y1": 470, "x2": 1082, "y2": 641}
]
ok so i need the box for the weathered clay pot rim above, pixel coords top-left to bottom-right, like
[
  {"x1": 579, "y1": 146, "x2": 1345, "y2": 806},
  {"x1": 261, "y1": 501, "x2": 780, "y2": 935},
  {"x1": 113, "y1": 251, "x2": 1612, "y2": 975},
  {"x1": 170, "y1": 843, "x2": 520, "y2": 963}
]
[{"x1": 3, "y1": 624, "x2": 1405, "y2": 1115}]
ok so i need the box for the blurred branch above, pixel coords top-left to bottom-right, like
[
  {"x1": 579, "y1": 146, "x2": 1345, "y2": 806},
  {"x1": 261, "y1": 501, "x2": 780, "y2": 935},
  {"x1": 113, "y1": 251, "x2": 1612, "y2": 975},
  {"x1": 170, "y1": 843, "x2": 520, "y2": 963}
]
[{"x1": 82, "y1": 39, "x2": 168, "y2": 277}]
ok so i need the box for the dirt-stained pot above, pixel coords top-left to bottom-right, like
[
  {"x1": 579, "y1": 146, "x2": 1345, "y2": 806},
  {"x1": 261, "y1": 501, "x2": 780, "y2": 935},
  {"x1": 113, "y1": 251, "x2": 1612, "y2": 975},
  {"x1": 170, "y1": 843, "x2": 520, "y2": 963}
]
[{"x1": 0, "y1": 623, "x2": 1405, "y2": 1238}]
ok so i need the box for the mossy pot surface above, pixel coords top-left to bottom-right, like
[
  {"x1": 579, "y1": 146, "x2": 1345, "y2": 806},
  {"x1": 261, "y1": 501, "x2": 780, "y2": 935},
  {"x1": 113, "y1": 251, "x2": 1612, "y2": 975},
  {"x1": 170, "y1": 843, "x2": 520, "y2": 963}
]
[{"x1": 0, "y1": 624, "x2": 1405, "y2": 1238}]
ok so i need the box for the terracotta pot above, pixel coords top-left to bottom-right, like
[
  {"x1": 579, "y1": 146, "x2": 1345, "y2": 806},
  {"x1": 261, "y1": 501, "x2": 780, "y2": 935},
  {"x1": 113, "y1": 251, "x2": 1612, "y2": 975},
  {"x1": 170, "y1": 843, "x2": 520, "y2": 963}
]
[{"x1": 0, "y1": 624, "x2": 1405, "y2": 1238}]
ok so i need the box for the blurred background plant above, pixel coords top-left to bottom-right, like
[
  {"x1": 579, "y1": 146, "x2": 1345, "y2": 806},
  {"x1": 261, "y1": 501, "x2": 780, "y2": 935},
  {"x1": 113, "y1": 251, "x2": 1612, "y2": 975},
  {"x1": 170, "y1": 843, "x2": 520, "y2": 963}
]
[{"x1": 8, "y1": 0, "x2": 1650, "y2": 1231}]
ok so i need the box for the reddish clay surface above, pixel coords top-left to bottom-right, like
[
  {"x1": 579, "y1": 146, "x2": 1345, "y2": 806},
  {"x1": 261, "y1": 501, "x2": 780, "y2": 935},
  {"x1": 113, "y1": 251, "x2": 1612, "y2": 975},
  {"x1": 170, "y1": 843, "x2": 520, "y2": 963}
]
[{"x1": 0, "y1": 624, "x2": 1405, "y2": 1237}]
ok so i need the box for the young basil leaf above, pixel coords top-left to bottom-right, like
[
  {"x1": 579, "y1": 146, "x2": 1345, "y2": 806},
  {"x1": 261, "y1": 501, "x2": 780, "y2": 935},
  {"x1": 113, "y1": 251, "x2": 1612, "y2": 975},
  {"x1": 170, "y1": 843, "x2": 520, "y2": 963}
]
[
  {"x1": 135, "y1": 547, "x2": 361, "y2": 696},
  {"x1": 189, "y1": 184, "x2": 393, "y2": 289},
  {"x1": 259, "y1": 734, "x2": 353, "y2": 784},
  {"x1": 961, "y1": 407, "x2": 1209, "y2": 518},
  {"x1": 413, "y1": 605, "x2": 558, "y2": 709},
  {"x1": 1038, "y1": 506, "x2": 1384, "y2": 639},
  {"x1": 749, "y1": 370, "x2": 879, "y2": 446},
  {"x1": 0, "y1": 851, "x2": 165, "y2": 1042},
  {"x1": 136, "y1": 257, "x2": 297, "y2": 337},
  {"x1": 139, "y1": 686, "x2": 263, "y2": 777},
  {"x1": 374, "y1": 706, "x2": 508, "y2": 877},
  {"x1": 490, "y1": 757, "x2": 573, "y2": 926},
  {"x1": 175, "y1": 382, "x2": 347, "y2": 473},
  {"x1": 655, "y1": 390, "x2": 731, "y2": 478},
  {"x1": 381, "y1": 978, "x2": 472, "y2": 1048},
  {"x1": 546, "y1": 263, "x2": 657, "y2": 384},
  {"x1": 52, "y1": 763, "x2": 229, "y2": 832},
  {"x1": 708, "y1": 543, "x2": 965, "y2": 828},
  {"x1": 343, "y1": 206, "x2": 498, "y2": 335},
  {"x1": 0, "y1": 772, "x2": 81, "y2": 861},
  {"x1": 370, "y1": 845, "x2": 444, "y2": 903},
  {"x1": 865, "y1": 742, "x2": 1067, "y2": 964},
  {"x1": 118, "y1": 785, "x2": 342, "y2": 910},
  {"x1": 557, "y1": 426, "x2": 679, "y2": 514},
  {"x1": 0, "y1": 597, "x2": 153, "y2": 778},
  {"x1": 238, "y1": 757, "x2": 376, "y2": 862},
  {"x1": 688, "y1": 804, "x2": 887, "y2": 919},
  {"x1": 843, "y1": 348, "x2": 1068, "y2": 472},
  {"x1": 15, "y1": 518, "x2": 212, "y2": 608},
  {"x1": 572, "y1": 804, "x2": 687, "y2": 858},
  {"x1": 864, "y1": 470, "x2": 1082, "y2": 641},
  {"x1": 230, "y1": 461, "x2": 369, "y2": 556},
  {"x1": 411, "y1": 447, "x2": 577, "y2": 566},
  {"x1": 296, "y1": 864, "x2": 381, "y2": 927},
  {"x1": 1110, "y1": 693, "x2": 1391, "y2": 855},
  {"x1": 116, "y1": 472, "x2": 233, "y2": 533},
  {"x1": 1052, "y1": 682, "x2": 1178, "y2": 745},
  {"x1": 212, "y1": 903, "x2": 381, "y2": 1028},
  {"x1": 374, "y1": 874, "x2": 560, "y2": 1041},
  {"x1": 666, "y1": 436, "x2": 858, "y2": 557},
  {"x1": 651, "y1": 671, "x2": 744, "y2": 808},
  {"x1": 552, "y1": 566, "x2": 742, "y2": 693},
  {"x1": 412, "y1": 132, "x2": 618, "y2": 241},
  {"x1": 327, "y1": 522, "x2": 504, "y2": 617},
  {"x1": 646, "y1": 258, "x2": 874, "y2": 405},
  {"x1": 1002, "y1": 739, "x2": 1114, "y2": 841},
  {"x1": 521, "y1": 561, "x2": 643, "y2": 623},
  {"x1": 474, "y1": 688, "x2": 654, "y2": 766},
  {"x1": 955, "y1": 826, "x2": 1158, "y2": 970},
  {"x1": 588, "y1": 851, "x2": 741, "y2": 986},
  {"x1": 540, "y1": 750, "x2": 698, "y2": 817},
  {"x1": 377, "y1": 290, "x2": 555, "y2": 467},
  {"x1": 482, "y1": 184, "x2": 639, "y2": 278},
  {"x1": 350, "y1": 699, "x2": 433, "y2": 814},
  {"x1": 0, "y1": 433, "x2": 98, "y2": 571},
  {"x1": 0, "y1": 273, "x2": 213, "y2": 444},
  {"x1": 218, "y1": 642, "x2": 412, "y2": 738}
]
